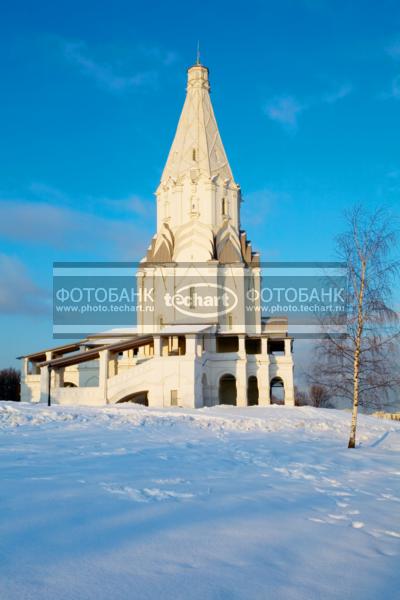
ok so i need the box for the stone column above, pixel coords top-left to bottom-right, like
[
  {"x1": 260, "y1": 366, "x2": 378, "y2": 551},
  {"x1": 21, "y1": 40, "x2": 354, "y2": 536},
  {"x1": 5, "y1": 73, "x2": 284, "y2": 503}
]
[
  {"x1": 284, "y1": 367, "x2": 295, "y2": 406},
  {"x1": 39, "y1": 365, "x2": 50, "y2": 404},
  {"x1": 98, "y1": 349, "x2": 109, "y2": 404},
  {"x1": 195, "y1": 336, "x2": 203, "y2": 357},
  {"x1": 283, "y1": 337, "x2": 294, "y2": 406},
  {"x1": 238, "y1": 334, "x2": 246, "y2": 358},
  {"x1": 54, "y1": 367, "x2": 65, "y2": 388},
  {"x1": 39, "y1": 352, "x2": 54, "y2": 404},
  {"x1": 258, "y1": 337, "x2": 270, "y2": 406},
  {"x1": 153, "y1": 336, "x2": 161, "y2": 356},
  {"x1": 22, "y1": 357, "x2": 29, "y2": 377},
  {"x1": 236, "y1": 334, "x2": 247, "y2": 407},
  {"x1": 205, "y1": 335, "x2": 216, "y2": 353},
  {"x1": 108, "y1": 354, "x2": 118, "y2": 378},
  {"x1": 185, "y1": 335, "x2": 196, "y2": 356}
]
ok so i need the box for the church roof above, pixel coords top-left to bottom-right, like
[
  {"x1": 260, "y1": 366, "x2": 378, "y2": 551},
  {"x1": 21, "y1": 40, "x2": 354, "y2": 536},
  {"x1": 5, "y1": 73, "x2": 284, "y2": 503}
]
[{"x1": 161, "y1": 64, "x2": 234, "y2": 183}]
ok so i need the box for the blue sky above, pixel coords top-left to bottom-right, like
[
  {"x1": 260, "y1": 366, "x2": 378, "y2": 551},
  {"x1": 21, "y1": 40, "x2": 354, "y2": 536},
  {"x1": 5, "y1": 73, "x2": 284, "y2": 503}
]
[{"x1": 1, "y1": 0, "x2": 400, "y2": 368}]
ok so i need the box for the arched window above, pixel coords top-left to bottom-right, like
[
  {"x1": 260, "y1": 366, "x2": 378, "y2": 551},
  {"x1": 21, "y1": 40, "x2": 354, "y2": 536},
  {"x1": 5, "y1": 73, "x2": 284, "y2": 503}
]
[
  {"x1": 222, "y1": 197, "x2": 227, "y2": 216},
  {"x1": 192, "y1": 148, "x2": 197, "y2": 161}
]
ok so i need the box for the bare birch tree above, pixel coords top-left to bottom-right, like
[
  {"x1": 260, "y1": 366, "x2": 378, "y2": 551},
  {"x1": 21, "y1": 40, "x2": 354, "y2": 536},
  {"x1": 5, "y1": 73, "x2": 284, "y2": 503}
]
[{"x1": 309, "y1": 206, "x2": 400, "y2": 448}]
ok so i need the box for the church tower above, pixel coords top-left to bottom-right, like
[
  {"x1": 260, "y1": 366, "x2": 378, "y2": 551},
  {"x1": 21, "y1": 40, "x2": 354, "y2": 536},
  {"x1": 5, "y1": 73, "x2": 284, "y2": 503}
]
[
  {"x1": 138, "y1": 62, "x2": 261, "y2": 334},
  {"x1": 20, "y1": 59, "x2": 294, "y2": 409}
]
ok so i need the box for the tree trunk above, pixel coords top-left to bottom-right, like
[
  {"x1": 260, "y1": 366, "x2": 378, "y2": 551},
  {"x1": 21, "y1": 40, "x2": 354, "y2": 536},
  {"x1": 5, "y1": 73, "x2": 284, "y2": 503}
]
[{"x1": 348, "y1": 261, "x2": 366, "y2": 448}]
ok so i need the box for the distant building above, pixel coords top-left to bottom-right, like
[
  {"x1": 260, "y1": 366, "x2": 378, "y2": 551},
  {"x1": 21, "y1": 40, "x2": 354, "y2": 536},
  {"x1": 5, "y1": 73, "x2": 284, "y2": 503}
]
[{"x1": 20, "y1": 62, "x2": 294, "y2": 408}]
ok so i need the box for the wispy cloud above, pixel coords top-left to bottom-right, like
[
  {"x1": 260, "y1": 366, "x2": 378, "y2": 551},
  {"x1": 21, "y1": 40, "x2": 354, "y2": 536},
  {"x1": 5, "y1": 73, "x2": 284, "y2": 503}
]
[
  {"x1": 29, "y1": 182, "x2": 71, "y2": 204},
  {"x1": 0, "y1": 199, "x2": 152, "y2": 259},
  {"x1": 264, "y1": 96, "x2": 305, "y2": 131},
  {"x1": 381, "y1": 74, "x2": 400, "y2": 101},
  {"x1": 322, "y1": 84, "x2": 353, "y2": 104},
  {"x1": 390, "y1": 75, "x2": 400, "y2": 99},
  {"x1": 138, "y1": 45, "x2": 179, "y2": 66},
  {"x1": 264, "y1": 84, "x2": 353, "y2": 132},
  {"x1": 0, "y1": 254, "x2": 50, "y2": 316},
  {"x1": 61, "y1": 39, "x2": 158, "y2": 93},
  {"x1": 386, "y1": 168, "x2": 400, "y2": 179},
  {"x1": 241, "y1": 189, "x2": 291, "y2": 227},
  {"x1": 383, "y1": 37, "x2": 400, "y2": 100},
  {"x1": 28, "y1": 182, "x2": 153, "y2": 218},
  {"x1": 100, "y1": 194, "x2": 153, "y2": 218},
  {"x1": 386, "y1": 38, "x2": 400, "y2": 61}
]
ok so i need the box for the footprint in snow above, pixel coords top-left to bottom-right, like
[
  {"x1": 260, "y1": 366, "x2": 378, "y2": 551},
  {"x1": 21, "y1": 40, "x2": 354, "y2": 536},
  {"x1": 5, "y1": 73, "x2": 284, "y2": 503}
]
[
  {"x1": 274, "y1": 466, "x2": 315, "y2": 480},
  {"x1": 382, "y1": 530, "x2": 400, "y2": 538},
  {"x1": 101, "y1": 483, "x2": 194, "y2": 503},
  {"x1": 378, "y1": 493, "x2": 400, "y2": 502},
  {"x1": 368, "y1": 528, "x2": 400, "y2": 539}
]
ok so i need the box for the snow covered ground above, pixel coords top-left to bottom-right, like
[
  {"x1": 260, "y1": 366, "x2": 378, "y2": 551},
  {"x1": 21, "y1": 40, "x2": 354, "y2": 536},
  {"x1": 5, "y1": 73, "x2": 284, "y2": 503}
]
[{"x1": 1, "y1": 403, "x2": 399, "y2": 600}]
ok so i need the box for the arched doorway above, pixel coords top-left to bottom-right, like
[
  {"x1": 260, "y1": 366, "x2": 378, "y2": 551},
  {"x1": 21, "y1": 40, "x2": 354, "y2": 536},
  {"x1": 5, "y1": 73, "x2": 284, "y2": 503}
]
[
  {"x1": 270, "y1": 377, "x2": 285, "y2": 405},
  {"x1": 116, "y1": 391, "x2": 149, "y2": 406},
  {"x1": 219, "y1": 374, "x2": 237, "y2": 406},
  {"x1": 247, "y1": 376, "x2": 259, "y2": 406}
]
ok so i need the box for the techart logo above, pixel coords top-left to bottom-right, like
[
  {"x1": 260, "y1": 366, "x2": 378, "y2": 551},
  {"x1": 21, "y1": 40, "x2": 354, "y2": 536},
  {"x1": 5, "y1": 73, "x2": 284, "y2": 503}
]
[{"x1": 164, "y1": 283, "x2": 238, "y2": 319}]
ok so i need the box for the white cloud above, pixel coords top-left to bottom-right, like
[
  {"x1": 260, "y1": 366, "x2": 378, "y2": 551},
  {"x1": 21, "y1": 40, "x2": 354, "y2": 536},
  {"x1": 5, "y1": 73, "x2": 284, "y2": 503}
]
[
  {"x1": 383, "y1": 37, "x2": 400, "y2": 100},
  {"x1": 101, "y1": 195, "x2": 152, "y2": 217},
  {"x1": 264, "y1": 84, "x2": 353, "y2": 132},
  {"x1": 386, "y1": 168, "x2": 400, "y2": 179},
  {"x1": 138, "y1": 45, "x2": 179, "y2": 66},
  {"x1": 0, "y1": 199, "x2": 152, "y2": 259},
  {"x1": 381, "y1": 74, "x2": 400, "y2": 100},
  {"x1": 28, "y1": 182, "x2": 153, "y2": 219},
  {"x1": 29, "y1": 182, "x2": 71, "y2": 204},
  {"x1": 0, "y1": 254, "x2": 50, "y2": 316},
  {"x1": 386, "y1": 38, "x2": 400, "y2": 60},
  {"x1": 61, "y1": 40, "x2": 157, "y2": 93},
  {"x1": 322, "y1": 84, "x2": 353, "y2": 104},
  {"x1": 242, "y1": 189, "x2": 288, "y2": 226},
  {"x1": 391, "y1": 74, "x2": 400, "y2": 99},
  {"x1": 264, "y1": 96, "x2": 304, "y2": 131}
]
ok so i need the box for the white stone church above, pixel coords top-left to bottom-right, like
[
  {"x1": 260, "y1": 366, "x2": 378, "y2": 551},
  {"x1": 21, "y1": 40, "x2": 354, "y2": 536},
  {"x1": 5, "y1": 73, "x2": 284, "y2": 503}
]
[{"x1": 20, "y1": 61, "x2": 294, "y2": 408}]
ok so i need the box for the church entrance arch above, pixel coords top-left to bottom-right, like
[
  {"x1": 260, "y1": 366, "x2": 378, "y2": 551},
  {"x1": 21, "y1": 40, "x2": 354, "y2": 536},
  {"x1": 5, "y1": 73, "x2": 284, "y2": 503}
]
[
  {"x1": 219, "y1": 374, "x2": 237, "y2": 406},
  {"x1": 247, "y1": 376, "x2": 259, "y2": 406},
  {"x1": 116, "y1": 391, "x2": 149, "y2": 406},
  {"x1": 270, "y1": 378, "x2": 285, "y2": 405}
]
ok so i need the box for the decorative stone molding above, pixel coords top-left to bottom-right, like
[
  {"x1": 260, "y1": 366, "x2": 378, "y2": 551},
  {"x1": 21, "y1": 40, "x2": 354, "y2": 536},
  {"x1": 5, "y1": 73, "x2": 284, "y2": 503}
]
[
  {"x1": 173, "y1": 220, "x2": 215, "y2": 262},
  {"x1": 215, "y1": 220, "x2": 242, "y2": 263}
]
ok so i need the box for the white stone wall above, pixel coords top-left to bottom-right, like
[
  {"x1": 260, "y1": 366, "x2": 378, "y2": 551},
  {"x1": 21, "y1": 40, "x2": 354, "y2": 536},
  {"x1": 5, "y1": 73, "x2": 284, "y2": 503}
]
[{"x1": 23, "y1": 333, "x2": 294, "y2": 409}]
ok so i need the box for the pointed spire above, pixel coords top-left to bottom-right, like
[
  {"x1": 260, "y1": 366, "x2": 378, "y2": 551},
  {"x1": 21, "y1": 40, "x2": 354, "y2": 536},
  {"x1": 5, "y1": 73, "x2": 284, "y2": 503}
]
[
  {"x1": 196, "y1": 40, "x2": 200, "y2": 65},
  {"x1": 160, "y1": 63, "x2": 234, "y2": 183}
]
